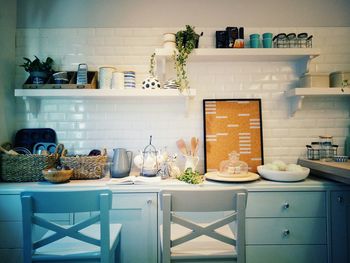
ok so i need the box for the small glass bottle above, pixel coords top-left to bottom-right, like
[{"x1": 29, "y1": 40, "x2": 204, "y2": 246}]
[{"x1": 219, "y1": 151, "x2": 248, "y2": 177}]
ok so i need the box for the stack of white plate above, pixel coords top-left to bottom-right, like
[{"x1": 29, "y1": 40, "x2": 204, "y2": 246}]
[
  {"x1": 124, "y1": 71, "x2": 136, "y2": 88},
  {"x1": 164, "y1": 79, "x2": 179, "y2": 89}
]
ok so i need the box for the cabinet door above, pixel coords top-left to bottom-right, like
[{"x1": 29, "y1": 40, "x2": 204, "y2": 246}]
[
  {"x1": 111, "y1": 193, "x2": 158, "y2": 263},
  {"x1": 331, "y1": 191, "x2": 350, "y2": 263}
]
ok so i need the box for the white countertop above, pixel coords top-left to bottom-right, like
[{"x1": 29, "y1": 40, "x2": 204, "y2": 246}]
[{"x1": 0, "y1": 176, "x2": 348, "y2": 194}]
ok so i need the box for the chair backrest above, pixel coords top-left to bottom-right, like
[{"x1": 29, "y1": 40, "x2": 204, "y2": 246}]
[
  {"x1": 160, "y1": 187, "x2": 247, "y2": 263},
  {"x1": 21, "y1": 188, "x2": 112, "y2": 262}
]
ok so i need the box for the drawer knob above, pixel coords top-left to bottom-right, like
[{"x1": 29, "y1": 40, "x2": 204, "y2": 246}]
[
  {"x1": 283, "y1": 229, "x2": 290, "y2": 236},
  {"x1": 147, "y1": 199, "x2": 152, "y2": 204},
  {"x1": 283, "y1": 202, "x2": 290, "y2": 209},
  {"x1": 337, "y1": 196, "x2": 344, "y2": 203}
]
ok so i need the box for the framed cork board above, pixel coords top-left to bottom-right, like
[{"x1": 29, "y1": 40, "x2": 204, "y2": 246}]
[{"x1": 203, "y1": 99, "x2": 264, "y2": 173}]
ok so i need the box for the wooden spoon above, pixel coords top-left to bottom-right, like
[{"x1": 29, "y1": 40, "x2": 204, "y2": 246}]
[
  {"x1": 194, "y1": 138, "x2": 199, "y2": 156},
  {"x1": 191, "y1": 137, "x2": 197, "y2": 156},
  {"x1": 176, "y1": 139, "x2": 188, "y2": 155}
]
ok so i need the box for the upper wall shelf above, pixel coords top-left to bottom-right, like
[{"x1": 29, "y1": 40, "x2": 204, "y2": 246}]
[
  {"x1": 14, "y1": 88, "x2": 195, "y2": 98},
  {"x1": 14, "y1": 89, "x2": 196, "y2": 117},
  {"x1": 155, "y1": 48, "x2": 321, "y2": 84},
  {"x1": 155, "y1": 48, "x2": 320, "y2": 62},
  {"x1": 286, "y1": 87, "x2": 350, "y2": 117}
]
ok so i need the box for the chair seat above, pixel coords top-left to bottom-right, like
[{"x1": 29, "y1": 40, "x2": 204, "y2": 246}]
[
  {"x1": 33, "y1": 223, "x2": 121, "y2": 262},
  {"x1": 163, "y1": 223, "x2": 237, "y2": 261}
]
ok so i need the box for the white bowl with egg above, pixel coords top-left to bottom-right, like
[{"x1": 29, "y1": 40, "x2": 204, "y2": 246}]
[{"x1": 257, "y1": 162, "x2": 310, "y2": 182}]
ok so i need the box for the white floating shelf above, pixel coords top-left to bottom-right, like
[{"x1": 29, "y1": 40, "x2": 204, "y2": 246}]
[
  {"x1": 15, "y1": 88, "x2": 196, "y2": 117},
  {"x1": 155, "y1": 48, "x2": 320, "y2": 62},
  {"x1": 286, "y1": 87, "x2": 350, "y2": 97},
  {"x1": 15, "y1": 88, "x2": 196, "y2": 98},
  {"x1": 286, "y1": 87, "x2": 350, "y2": 117}
]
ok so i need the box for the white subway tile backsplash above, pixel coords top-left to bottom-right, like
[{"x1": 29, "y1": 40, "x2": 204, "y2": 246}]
[{"x1": 14, "y1": 26, "x2": 350, "y2": 169}]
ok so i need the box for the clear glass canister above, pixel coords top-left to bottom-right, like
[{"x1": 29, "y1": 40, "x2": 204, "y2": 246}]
[
  {"x1": 319, "y1": 135, "x2": 333, "y2": 162},
  {"x1": 219, "y1": 151, "x2": 248, "y2": 177}
]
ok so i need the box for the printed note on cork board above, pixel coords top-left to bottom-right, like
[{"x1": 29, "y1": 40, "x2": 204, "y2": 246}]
[{"x1": 203, "y1": 99, "x2": 264, "y2": 173}]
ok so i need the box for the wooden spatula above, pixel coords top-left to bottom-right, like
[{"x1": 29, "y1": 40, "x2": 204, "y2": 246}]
[
  {"x1": 191, "y1": 137, "x2": 197, "y2": 156},
  {"x1": 176, "y1": 139, "x2": 188, "y2": 155}
]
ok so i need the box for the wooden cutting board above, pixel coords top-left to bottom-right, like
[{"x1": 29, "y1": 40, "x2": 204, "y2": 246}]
[{"x1": 298, "y1": 158, "x2": 350, "y2": 185}]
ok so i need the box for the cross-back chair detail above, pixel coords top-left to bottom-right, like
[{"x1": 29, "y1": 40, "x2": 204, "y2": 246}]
[
  {"x1": 21, "y1": 189, "x2": 121, "y2": 263},
  {"x1": 160, "y1": 188, "x2": 247, "y2": 263}
]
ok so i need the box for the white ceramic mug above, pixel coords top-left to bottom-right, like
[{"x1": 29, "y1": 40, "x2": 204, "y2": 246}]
[
  {"x1": 99, "y1": 67, "x2": 116, "y2": 89},
  {"x1": 111, "y1": 71, "x2": 124, "y2": 89}
]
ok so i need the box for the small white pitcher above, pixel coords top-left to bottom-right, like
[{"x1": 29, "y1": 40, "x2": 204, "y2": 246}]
[{"x1": 184, "y1": 155, "x2": 199, "y2": 171}]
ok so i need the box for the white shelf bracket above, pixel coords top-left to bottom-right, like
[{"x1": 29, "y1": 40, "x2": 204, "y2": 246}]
[
  {"x1": 22, "y1": 96, "x2": 40, "y2": 118},
  {"x1": 289, "y1": 95, "x2": 305, "y2": 117}
]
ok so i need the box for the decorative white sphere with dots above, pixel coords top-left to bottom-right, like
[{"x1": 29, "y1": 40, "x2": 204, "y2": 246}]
[{"x1": 142, "y1": 76, "x2": 161, "y2": 89}]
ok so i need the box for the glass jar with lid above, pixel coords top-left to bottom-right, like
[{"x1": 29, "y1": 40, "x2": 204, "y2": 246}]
[
  {"x1": 319, "y1": 135, "x2": 333, "y2": 162},
  {"x1": 219, "y1": 151, "x2": 248, "y2": 177}
]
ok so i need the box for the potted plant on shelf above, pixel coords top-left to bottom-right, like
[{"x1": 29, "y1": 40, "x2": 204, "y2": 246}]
[
  {"x1": 20, "y1": 56, "x2": 54, "y2": 84},
  {"x1": 173, "y1": 25, "x2": 203, "y2": 91}
]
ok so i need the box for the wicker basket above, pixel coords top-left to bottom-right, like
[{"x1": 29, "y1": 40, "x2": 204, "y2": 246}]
[
  {"x1": 0, "y1": 153, "x2": 56, "y2": 182},
  {"x1": 60, "y1": 154, "x2": 107, "y2": 179}
]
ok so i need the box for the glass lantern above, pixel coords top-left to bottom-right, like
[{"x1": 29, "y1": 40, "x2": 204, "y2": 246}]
[
  {"x1": 140, "y1": 136, "x2": 159, "y2": 177},
  {"x1": 219, "y1": 151, "x2": 248, "y2": 177}
]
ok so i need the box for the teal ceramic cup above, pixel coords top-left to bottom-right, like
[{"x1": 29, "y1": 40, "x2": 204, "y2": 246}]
[
  {"x1": 250, "y1": 33, "x2": 260, "y2": 39},
  {"x1": 250, "y1": 38, "x2": 260, "y2": 48},
  {"x1": 263, "y1": 38, "x2": 272, "y2": 48},
  {"x1": 250, "y1": 34, "x2": 260, "y2": 48},
  {"x1": 262, "y1": 32, "x2": 273, "y2": 39}
]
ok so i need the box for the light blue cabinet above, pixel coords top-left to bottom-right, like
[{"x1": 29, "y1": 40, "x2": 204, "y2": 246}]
[
  {"x1": 246, "y1": 191, "x2": 328, "y2": 263},
  {"x1": 110, "y1": 193, "x2": 158, "y2": 263},
  {"x1": 0, "y1": 179, "x2": 349, "y2": 263},
  {"x1": 330, "y1": 191, "x2": 350, "y2": 263}
]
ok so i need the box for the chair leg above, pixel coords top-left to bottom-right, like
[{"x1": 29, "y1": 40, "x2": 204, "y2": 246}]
[{"x1": 115, "y1": 238, "x2": 122, "y2": 262}]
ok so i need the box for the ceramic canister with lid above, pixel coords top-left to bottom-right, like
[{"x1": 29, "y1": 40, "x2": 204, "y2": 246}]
[{"x1": 330, "y1": 71, "x2": 350, "y2": 88}]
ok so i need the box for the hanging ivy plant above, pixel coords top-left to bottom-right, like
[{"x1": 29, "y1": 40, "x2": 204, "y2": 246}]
[{"x1": 173, "y1": 25, "x2": 202, "y2": 91}]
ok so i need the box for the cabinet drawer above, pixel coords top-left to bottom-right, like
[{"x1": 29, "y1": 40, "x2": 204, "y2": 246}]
[
  {"x1": 246, "y1": 191, "x2": 326, "y2": 217},
  {"x1": 246, "y1": 245, "x2": 327, "y2": 263},
  {"x1": 246, "y1": 218, "x2": 326, "y2": 245},
  {"x1": 112, "y1": 193, "x2": 157, "y2": 209}
]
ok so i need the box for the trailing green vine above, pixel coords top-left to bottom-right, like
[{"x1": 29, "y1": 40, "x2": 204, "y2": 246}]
[
  {"x1": 174, "y1": 25, "x2": 202, "y2": 92},
  {"x1": 148, "y1": 52, "x2": 156, "y2": 77}
]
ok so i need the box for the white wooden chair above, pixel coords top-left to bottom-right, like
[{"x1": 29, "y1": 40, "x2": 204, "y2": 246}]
[
  {"x1": 21, "y1": 189, "x2": 121, "y2": 263},
  {"x1": 160, "y1": 188, "x2": 247, "y2": 263}
]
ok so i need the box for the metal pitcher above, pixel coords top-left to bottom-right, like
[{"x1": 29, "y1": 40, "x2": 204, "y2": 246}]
[{"x1": 111, "y1": 148, "x2": 133, "y2": 178}]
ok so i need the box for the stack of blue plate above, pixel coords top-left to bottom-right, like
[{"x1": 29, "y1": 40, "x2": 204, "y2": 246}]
[{"x1": 124, "y1": 71, "x2": 136, "y2": 89}]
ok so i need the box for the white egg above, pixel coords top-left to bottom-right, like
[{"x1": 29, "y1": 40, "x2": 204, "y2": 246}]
[
  {"x1": 286, "y1": 164, "x2": 303, "y2": 172},
  {"x1": 264, "y1": 163, "x2": 279, "y2": 171},
  {"x1": 272, "y1": 160, "x2": 287, "y2": 171}
]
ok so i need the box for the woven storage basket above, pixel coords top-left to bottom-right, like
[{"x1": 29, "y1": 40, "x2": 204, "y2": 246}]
[
  {"x1": 60, "y1": 154, "x2": 107, "y2": 179},
  {"x1": 0, "y1": 154, "x2": 56, "y2": 182}
]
